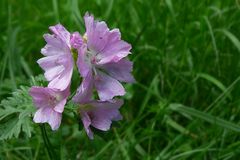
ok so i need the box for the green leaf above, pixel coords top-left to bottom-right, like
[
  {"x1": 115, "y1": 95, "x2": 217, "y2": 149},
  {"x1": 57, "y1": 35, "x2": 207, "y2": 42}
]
[
  {"x1": 197, "y1": 73, "x2": 231, "y2": 99},
  {"x1": 0, "y1": 86, "x2": 35, "y2": 140},
  {"x1": 169, "y1": 103, "x2": 240, "y2": 132},
  {"x1": 220, "y1": 29, "x2": 240, "y2": 53},
  {"x1": 165, "y1": 0, "x2": 176, "y2": 21}
]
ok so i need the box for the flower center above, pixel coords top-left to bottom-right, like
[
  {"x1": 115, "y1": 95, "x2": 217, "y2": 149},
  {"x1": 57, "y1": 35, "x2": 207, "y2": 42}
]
[
  {"x1": 82, "y1": 33, "x2": 99, "y2": 65},
  {"x1": 48, "y1": 96, "x2": 57, "y2": 106},
  {"x1": 48, "y1": 94, "x2": 62, "y2": 107},
  {"x1": 86, "y1": 50, "x2": 98, "y2": 63},
  {"x1": 83, "y1": 33, "x2": 100, "y2": 75}
]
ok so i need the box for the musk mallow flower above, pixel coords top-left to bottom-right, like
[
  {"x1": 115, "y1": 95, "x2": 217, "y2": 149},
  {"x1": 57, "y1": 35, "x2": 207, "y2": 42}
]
[
  {"x1": 79, "y1": 100, "x2": 123, "y2": 139},
  {"x1": 38, "y1": 24, "x2": 81, "y2": 91},
  {"x1": 74, "y1": 96, "x2": 123, "y2": 139},
  {"x1": 73, "y1": 79, "x2": 123, "y2": 139},
  {"x1": 29, "y1": 15, "x2": 133, "y2": 136},
  {"x1": 29, "y1": 86, "x2": 69, "y2": 130},
  {"x1": 75, "y1": 13, "x2": 135, "y2": 101}
]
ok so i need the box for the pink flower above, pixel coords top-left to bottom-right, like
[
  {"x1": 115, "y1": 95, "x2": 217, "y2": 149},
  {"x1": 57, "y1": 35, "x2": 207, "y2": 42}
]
[
  {"x1": 30, "y1": 18, "x2": 133, "y2": 135},
  {"x1": 73, "y1": 81, "x2": 123, "y2": 139},
  {"x1": 29, "y1": 86, "x2": 69, "y2": 130},
  {"x1": 38, "y1": 24, "x2": 80, "y2": 91},
  {"x1": 75, "y1": 13, "x2": 135, "y2": 101},
  {"x1": 77, "y1": 99, "x2": 123, "y2": 139}
]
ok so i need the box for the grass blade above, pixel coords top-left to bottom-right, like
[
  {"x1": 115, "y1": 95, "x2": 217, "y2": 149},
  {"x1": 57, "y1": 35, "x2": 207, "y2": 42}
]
[
  {"x1": 197, "y1": 73, "x2": 231, "y2": 99},
  {"x1": 220, "y1": 29, "x2": 240, "y2": 53},
  {"x1": 169, "y1": 103, "x2": 240, "y2": 132},
  {"x1": 52, "y1": 0, "x2": 59, "y2": 22}
]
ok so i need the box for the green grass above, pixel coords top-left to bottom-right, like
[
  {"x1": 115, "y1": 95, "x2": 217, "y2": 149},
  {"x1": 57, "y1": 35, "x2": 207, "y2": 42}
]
[{"x1": 1, "y1": 0, "x2": 240, "y2": 159}]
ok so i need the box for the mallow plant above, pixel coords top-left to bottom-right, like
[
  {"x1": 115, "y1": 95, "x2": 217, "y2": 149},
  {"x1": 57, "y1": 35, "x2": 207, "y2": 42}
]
[{"x1": 0, "y1": 12, "x2": 134, "y2": 146}]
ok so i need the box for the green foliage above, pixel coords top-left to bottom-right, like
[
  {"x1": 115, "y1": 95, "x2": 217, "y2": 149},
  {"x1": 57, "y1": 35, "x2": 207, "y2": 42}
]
[
  {"x1": 1, "y1": 0, "x2": 240, "y2": 159},
  {"x1": 169, "y1": 103, "x2": 240, "y2": 132},
  {"x1": 0, "y1": 86, "x2": 34, "y2": 140}
]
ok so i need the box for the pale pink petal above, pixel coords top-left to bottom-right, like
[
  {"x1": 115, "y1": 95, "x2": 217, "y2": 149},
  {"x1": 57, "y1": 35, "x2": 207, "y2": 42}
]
[
  {"x1": 84, "y1": 14, "x2": 131, "y2": 64},
  {"x1": 33, "y1": 107, "x2": 62, "y2": 130},
  {"x1": 76, "y1": 44, "x2": 91, "y2": 77},
  {"x1": 33, "y1": 108, "x2": 49, "y2": 123},
  {"x1": 73, "y1": 71, "x2": 94, "y2": 103},
  {"x1": 54, "y1": 87, "x2": 70, "y2": 113},
  {"x1": 44, "y1": 65, "x2": 65, "y2": 81},
  {"x1": 48, "y1": 66, "x2": 73, "y2": 91},
  {"x1": 37, "y1": 55, "x2": 60, "y2": 70},
  {"x1": 41, "y1": 34, "x2": 68, "y2": 56},
  {"x1": 94, "y1": 71, "x2": 125, "y2": 101},
  {"x1": 40, "y1": 24, "x2": 74, "y2": 91},
  {"x1": 90, "y1": 99, "x2": 123, "y2": 131},
  {"x1": 29, "y1": 87, "x2": 55, "y2": 109},
  {"x1": 97, "y1": 40, "x2": 131, "y2": 64},
  {"x1": 37, "y1": 53, "x2": 70, "y2": 70},
  {"x1": 88, "y1": 21, "x2": 109, "y2": 52},
  {"x1": 49, "y1": 24, "x2": 71, "y2": 47},
  {"x1": 30, "y1": 86, "x2": 69, "y2": 131},
  {"x1": 80, "y1": 111, "x2": 94, "y2": 139},
  {"x1": 79, "y1": 99, "x2": 123, "y2": 139},
  {"x1": 48, "y1": 109, "x2": 62, "y2": 130},
  {"x1": 84, "y1": 13, "x2": 94, "y2": 39},
  {"x1": 100, "y1": 59, "x2": 135, "y2": 83}
]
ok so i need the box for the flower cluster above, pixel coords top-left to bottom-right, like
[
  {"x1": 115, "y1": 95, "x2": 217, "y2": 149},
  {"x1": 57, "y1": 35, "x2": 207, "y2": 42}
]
[{"x1": 29, "y1": 13, "x2": 134, "y2": 139}]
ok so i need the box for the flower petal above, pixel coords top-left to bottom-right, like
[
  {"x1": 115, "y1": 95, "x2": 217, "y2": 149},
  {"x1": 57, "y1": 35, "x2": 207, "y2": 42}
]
[
  {"x1": 84, "y1": 13, "x2": 131, "y2": 64},
  {"x1": 79, "y1": 99, "x2": 123, "y2": 139},
  {"x1": 33, "y1": 107, "x2": 62, "y2": 130},
  {"x1": 40, "y1": 25, "x2": 74, "y2": 91},
  {"x1": 41, "y1": 34, "x2": 69, "y2": 56},
  {"x1": 100, "y1": 59, "x2": 135, "y2": 83},
  {"x1": 80, "y1": 111, "x2": 94, "y2": 139},
  {"x1": 48, "y1": 109, "x2": 62, "y2": 130},
  {"x1": 85, "y1": 17, "x2": 109, "y2": 52},
  {"x1": 44, "y1": 65, "x2": 65, "y2": 81},
  {"x1": 47, "y1": 66, "x2": 73, "y2": 91},
  {"x1": 29, "y1": 86, "x2": 55, "y2": 109},
  {"x1": 94, "y1": 71, "x2": 125, "y2": 101},
  {"x1": 89, "y1": 99, "x2": 123, "y2": 131},
  {"x1": 49, "y1": 24, "x2": 71, "y2": 47},
  {"x1": 30, "y1": 86, "x2": 68, "y2": 126},
  {"x1": 37, "y1": 55, "x2": 60, "y2": 70},
  {"x1": 76, "y1": 44, "x2": 91, "y2": 77},
  {"x1": 33, "y1": 107, "x2": 49, "y2": 123},
  {"x1": 40, "y1": 51, "x2": 73, "y2": 91},
  {"x1": 73, "y1": 71, "x2": 94, "y2": 103},
  {"x1": 53, "y1": 88, "x2": 69, "y2": 113},
  {"x1": 97, "y1": 29, "x2": 132, "y2": 64}
]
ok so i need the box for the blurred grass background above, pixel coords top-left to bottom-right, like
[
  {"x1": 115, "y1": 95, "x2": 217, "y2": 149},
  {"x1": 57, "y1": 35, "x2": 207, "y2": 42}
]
[{"x1": 1, "y1": 0, "x2": 240, "y2": 159}]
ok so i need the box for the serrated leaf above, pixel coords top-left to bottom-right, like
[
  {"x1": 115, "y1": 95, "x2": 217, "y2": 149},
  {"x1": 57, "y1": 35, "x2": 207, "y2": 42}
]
[{"x1": 0, "y1": 86, "x2": 35, "y2": 140}]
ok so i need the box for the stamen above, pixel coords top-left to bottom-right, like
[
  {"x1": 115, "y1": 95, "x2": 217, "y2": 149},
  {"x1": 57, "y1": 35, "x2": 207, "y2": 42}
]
[
  {"x1": 55, "y1": 94, "x2": 62, "y2": 101},
  {"x1": 93, "y1": 67, "x2": 98, "y2": 76},
  {"x1": 83, "y1": 33, "x2": 88, "y2": 43}
]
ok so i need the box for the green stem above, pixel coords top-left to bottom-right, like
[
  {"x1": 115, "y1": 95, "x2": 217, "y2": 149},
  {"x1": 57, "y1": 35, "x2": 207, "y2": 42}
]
[
  {"x1": 42, "y1": 125, "x2": 57, "y2": 158},
  {"x1": 43, "y1": 125, "x2": 52, "y2": 148},
  {"x1": 40, "y1": 124, "x2": 53, "y2": 160}
]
